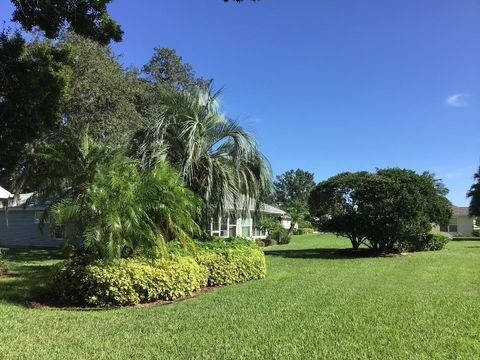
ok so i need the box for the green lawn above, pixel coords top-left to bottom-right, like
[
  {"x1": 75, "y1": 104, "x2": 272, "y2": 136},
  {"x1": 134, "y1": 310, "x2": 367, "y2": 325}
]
[{"x1": 1, "y1": 234, "x2": 479, "y2": 359}]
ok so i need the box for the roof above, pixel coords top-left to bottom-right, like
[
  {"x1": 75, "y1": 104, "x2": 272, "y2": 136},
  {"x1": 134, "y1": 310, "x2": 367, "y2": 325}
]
[
  {"x1": 225, "y1": 196, "x2": 289, "y2": 217},
  {"x1": 452, "y1": 206, "x2": 470, "y2": 217},
  {"x1": 260, "y1": 203, "x2": 288, "y2": 216},
  {"x1": 0, "y1": 186, "x2": 13, "y2": 200},
  {"x1": 0, "y1": 192, "x2": 46, "y2": 210}
]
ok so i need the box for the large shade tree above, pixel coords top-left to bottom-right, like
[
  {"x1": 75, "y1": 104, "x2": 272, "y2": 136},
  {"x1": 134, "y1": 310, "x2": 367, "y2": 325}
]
[
  {"x1": 130, "y1": 85, "x2": 272, "y2": 219},
  {"x1": 0, "y1": 32, "x2": 72, "y2": 184},
  {"x1": 2, "y1": 33, "x2": 146, "y2": 188}
]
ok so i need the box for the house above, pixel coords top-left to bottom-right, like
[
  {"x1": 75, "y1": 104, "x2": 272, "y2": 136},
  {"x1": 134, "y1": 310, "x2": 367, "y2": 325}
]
[
  {"x1": 209, "y1": 201, "x2": 291, "y2": 240},
  {"x1": 437, "y1": 206, "x2": 479, "y2": 237},
  {"x1": 0, "y1": 189, "x2": 61, "y2": 248}
]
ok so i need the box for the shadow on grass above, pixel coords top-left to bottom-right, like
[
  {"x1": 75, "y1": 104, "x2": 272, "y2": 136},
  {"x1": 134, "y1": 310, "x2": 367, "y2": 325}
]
[
  {"x1": 0, "y1": 249, "x2": 61, "y2": 306},
  {"x1": 265, "y1": 247, "x2": 398, "y2": 260},
  {"x1": 3, "y1": 249, "x2": 63, "y2": 263}
]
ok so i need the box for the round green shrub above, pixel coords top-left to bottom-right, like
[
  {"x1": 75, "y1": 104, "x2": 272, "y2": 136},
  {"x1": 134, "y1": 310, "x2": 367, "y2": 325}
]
[
  {"x1": 52, "y1": 256, "x2": 208, "y2": 307},
  {"x1": 403, "y1": 232, "x2": 450, "y2": 252},
  {"x1": 255, "y1": 239, "x2": 266, "y2": 248}
]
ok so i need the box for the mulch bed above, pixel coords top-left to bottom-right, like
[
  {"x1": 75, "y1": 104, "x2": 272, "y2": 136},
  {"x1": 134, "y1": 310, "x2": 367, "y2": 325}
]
[{"x1": 26, "y1": 287, "x2": 215, "y2": 311}]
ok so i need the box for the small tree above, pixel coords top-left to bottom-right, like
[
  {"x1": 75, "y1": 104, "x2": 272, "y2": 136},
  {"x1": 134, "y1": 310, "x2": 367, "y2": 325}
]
[
  {"x1": 309, "y1": 172, "x2": 369, "y2": 250},
  {"x1": 274, "y1": 169, "x2": 315, "y2": 233},
  {"x1": 309, "y1": 169, "x2": 452, "y2": 251}
]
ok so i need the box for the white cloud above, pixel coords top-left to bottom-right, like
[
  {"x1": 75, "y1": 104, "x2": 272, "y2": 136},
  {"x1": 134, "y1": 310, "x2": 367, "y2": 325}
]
[{"x1": 445, "y1": 93, "x2": 468, "y2": 108}]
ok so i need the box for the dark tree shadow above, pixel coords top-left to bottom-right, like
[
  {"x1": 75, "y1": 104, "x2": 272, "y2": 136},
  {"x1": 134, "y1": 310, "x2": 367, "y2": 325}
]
[
  {"x1": 265, "y1": 247, "x2": 400, "y2": 260},
  {"x1": 0, "y1": 249, "x2": 61, "y2": 306}
]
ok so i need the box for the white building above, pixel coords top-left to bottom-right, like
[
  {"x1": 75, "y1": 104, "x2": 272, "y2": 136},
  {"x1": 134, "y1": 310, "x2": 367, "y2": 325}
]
[
  {"x1": 209, "y1": 202, "x2": 291, "y2": 240},
  {"x1": 437, "y1": 206, "x2": 479, "y2": 237}
]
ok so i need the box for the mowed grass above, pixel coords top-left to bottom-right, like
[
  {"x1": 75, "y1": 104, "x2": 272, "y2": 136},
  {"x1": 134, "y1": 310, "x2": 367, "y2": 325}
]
[{"x1": 0, "y1": 234, "x2": 479, "y2": 359}]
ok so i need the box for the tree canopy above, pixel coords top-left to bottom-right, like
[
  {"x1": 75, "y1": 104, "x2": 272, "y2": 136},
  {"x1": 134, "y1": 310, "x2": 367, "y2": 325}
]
[
  {"x1": 309, "y1": 169, "x2": 452, "y2": 251},
  {"x1": 273, "y1": 169, "x2": 315, "y2": 232},
  {"x1": 143, "y1": 48, "x2": 210, "y2": 91},
  {"x1": 273, "y1": 169, "x2": 315, "y2": 205},
  {"x1": 10, "y1": 0, "x2": 123, "y2": 45},
  {"x1": 0, "y1": 31, "x2": 72, "y2": 183}
]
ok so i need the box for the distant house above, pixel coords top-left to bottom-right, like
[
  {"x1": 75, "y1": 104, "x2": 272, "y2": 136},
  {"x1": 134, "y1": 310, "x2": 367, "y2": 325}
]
[
  {"x1": 0, "y1": 189, "x2": 61, "y2": 248},
  {"x1": 209, "y1": 200, "x2": 291, "y2": 240},
  {"x1": 436, "y1": 206, "x2": 479, "y2": 237}
]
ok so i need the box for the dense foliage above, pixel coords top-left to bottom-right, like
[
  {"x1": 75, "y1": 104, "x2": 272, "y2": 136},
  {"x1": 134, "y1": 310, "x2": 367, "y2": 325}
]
[
  {"x1": 309, "y1": 168, "x2": 452, "y2": 252},
  {"x1": 143, "y1": 47, "x2": 210, "y2": 91},
  {"x1": 10, "y1": 0, "x2": 123, "y2": 45},
  {"x1": 53, "y1": 238, "x2": 266, "y2": 306},
  {"x1": 402, "y1": 232, "x2": 450, "y2": 252},
  {"x1": 273, "y1": 169, "x2": 315, "y2": 234},
  {"x1": 20, "y1": 129, "x2": 200, "y2": 261},
  {"x1": 53, "y1": 256, "x2": 207, "y2": 306},
  {"x1": 467, "y1": 165, "x2": 480, "y2": 216},
  {"x1": 0, "y1": 32, "x2": 72, "y2": 181},
  {"x1": 195, "y1": 242, "x2": 266, "y2": 286},
  {"x1": 274, "y1": 169, "x2": 315, "y2": 205}
]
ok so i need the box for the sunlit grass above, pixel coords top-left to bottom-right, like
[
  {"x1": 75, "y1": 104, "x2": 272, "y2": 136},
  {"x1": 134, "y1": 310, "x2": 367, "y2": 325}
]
[{"x1": 0, "y1": 234, "x2": 479, "y2": 359}]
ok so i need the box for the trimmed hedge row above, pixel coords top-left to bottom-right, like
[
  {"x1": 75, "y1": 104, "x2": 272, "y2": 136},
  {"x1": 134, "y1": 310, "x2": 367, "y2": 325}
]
[
  {"x1": 52, "y1": 240, "x2": 266, "y2": 307},
  {"x1": 53, "y1": 256, "x2": 208, "y2": 307},
  {"x1": 196, "y1": 247, "x2": 266, "y2": 286}
]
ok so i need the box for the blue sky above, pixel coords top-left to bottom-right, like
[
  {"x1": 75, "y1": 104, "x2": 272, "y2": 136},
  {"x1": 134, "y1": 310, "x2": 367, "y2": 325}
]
[{"x1": 2, "y1": 0, "x2": 479, "y2": 205}]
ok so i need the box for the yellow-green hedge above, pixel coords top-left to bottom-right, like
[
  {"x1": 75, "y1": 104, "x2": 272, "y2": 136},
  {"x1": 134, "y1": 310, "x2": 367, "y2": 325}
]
[
  {"x1": 53, "y1": 256, "x2": 208, "y2": 307},
  {"x1": 53, "y1": 240, "x2": 267, "y2": 307},
  {"x1": 196, "y1": 247, "x2": 266, "y2": 286}
]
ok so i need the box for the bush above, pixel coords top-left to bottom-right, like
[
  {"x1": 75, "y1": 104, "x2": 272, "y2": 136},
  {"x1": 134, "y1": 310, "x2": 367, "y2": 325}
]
[
  {"x1": 404, "y1": 232, "x2": 450, "y2": 252},
  {"x1": 255, "y1": 239, "x2": 266, "y2": 248},
  {"x1": 52, "y1": 256, "x2": 208, "y2": 307},
  {"x1": 473, "y1": 229, "x2": 480, "y2": 237},
  {"x1": 194, "y1": 242, "x2": 266, "y2": 286},
  {"x1": 295, "y1": 227, "x2": 314, "y2": 235},
  {"x1": 268, "y1": 228, "x2": 291, "y2": 245}
]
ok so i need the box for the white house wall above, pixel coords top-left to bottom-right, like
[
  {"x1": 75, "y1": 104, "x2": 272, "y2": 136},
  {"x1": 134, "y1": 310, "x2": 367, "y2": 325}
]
[{"x1": 456, "y1": 216, "x2": 475, "y2": 237}]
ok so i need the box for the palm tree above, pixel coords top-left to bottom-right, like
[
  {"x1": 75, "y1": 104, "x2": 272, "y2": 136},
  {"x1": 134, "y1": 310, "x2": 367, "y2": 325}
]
[
  {"x1": 17, "y1": 128, "x2": 200, "y2": 261},
  {"x1": 130, "y1": 85, "x2": 272, "y2": 219}
]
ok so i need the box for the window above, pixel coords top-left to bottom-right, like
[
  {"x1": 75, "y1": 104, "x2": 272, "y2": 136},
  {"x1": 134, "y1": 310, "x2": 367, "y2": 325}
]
[
  {"x1": 448, "y1": 224, "x2": 458, "y2": 233},
  {"x1": 211, "y1": 217, "x2": 220, "y2": 236},
  {"x1": 220, "y1": 217, "x2": 228, "y2": 237},
  {"x1": 440, "y1": 218, "x2": 458, "y2": 233},
  {"x1": 228, "y1": 214, "x2": 237, "y2": 237},
  {"x1": 448, "y1": 218, "x2": 458, "y2": 233},
  {"x1": 241, "y1": 217, "x2": 251, "y2": 238},
  {"x1": 252, "y1": 218, "x2": 266, "y2": 237}
]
